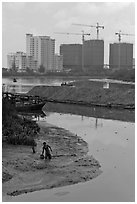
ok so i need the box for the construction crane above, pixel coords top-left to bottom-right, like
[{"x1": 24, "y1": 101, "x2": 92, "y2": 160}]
[
  {"x1": 115, "y1": 30, "x2": 134, "y2": 42},
  {"x1": 54, "y1": 31, "x2": 90, "y2": 44},
  {"x1": 54, "y1": 31, "x2": 90, "y2": 71},
  {"x1": 115, "y1": 30, "x2": 134, "y2": 69},
  {"x1": 72, "y1": 22, "x2": 104, "y2": 40}
]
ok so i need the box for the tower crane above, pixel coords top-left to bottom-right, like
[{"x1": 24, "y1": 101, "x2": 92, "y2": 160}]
[
  {"x1": 115, "y1": 30, "x2": 134, "y2": 42},
  {"x1": 54, "y1": 31, "x2": 90, "y2": 44},
  {"x1": 115, "y1": 30, "x2": 134, "y2": 69},
  {"x1": 72, "y1": 22, "x2": 104, "y2": 40},
  {"x1": 54, "y1": 31, "x2": 90, "y2": 71}
]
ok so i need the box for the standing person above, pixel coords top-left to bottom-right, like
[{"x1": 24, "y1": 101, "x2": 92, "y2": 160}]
[
  {"x1": 32, "y1": 140, "x2": 37, "y2": 154},
  {"x1": 42, "y1": 142, "x2": 52, "y2": 160}
]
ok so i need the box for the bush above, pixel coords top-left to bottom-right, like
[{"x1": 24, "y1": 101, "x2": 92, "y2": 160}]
[
  {"x1": 108, "y1": 69, "x2": 135, "y2": 82},
  {"x1": 2, "y1": 98, "x2": 40, "y2": 146}
]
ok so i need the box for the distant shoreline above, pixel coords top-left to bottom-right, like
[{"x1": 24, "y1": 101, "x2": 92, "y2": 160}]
[{"x1": 2, "y1": 68, "x2": 135, "y2": 83}]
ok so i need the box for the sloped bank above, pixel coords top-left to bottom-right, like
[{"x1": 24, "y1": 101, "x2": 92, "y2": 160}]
[{"x1": 28, "y1": 85, "x2": 135, "y2": 109}]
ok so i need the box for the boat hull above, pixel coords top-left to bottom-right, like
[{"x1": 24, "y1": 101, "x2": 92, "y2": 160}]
[{"x1": 16, "y1": 102, "x2": 46, "y2": 112}]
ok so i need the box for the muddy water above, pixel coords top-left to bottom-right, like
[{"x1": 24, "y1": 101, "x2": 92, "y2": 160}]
[
  {"x1": 10, "y1": 104, "x2": 135, "y2": 202},
  {"x1": 43, "y1": 113, "x2": 135, "y2": 202}
]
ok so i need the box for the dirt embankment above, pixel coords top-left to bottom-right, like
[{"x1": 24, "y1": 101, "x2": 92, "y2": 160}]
[
  {"x1": 28, "y1": 84, "x2": 135, "y2": 109},
  {"x1": 2, "y1": 122, "x2": 102, "y2": 199}
]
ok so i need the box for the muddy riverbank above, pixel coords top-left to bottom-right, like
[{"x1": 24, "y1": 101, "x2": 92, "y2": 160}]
[{"x1": 2, "y1": 121, "x2": 102, "y2": 200}]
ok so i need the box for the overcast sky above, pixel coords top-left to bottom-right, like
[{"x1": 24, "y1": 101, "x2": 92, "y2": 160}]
[{"x1": 2, "y1": 2, "x2": 135, "y2": 67}]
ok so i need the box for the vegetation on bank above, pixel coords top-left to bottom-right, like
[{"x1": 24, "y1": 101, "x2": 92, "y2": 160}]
[
  {"x1": 2, "y1": 69, "x2": 105, "y2": 77},
  {"x1": 107, "y1": 68, "x2": 135, "y2": 82},
  {"x1": 2, "y1": 98, "x2": 40, "y2": 145},
  {"x1": 28, "y1": 83, "x2": 135, "y2": 107}
]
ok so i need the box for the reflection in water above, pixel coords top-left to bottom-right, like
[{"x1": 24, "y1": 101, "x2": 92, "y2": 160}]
[
  {"x1": 95, "y1": 118, "x2": 103, "y2": 129},
  {"x1": 81, "y1": 116, "x2": 83, "y2": 121},
  {"x1": 43, "y1": 102, "x2": 134, "y2": 123}
]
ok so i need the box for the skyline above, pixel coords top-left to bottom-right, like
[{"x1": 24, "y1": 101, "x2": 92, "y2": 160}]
[{"x1": 2, "y1": 2, "x2": 135, "y2": 67}]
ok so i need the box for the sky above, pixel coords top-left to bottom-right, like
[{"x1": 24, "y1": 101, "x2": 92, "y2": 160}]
[{"x1": 2, "y1": 1, "x2": 135, "y2": 67}]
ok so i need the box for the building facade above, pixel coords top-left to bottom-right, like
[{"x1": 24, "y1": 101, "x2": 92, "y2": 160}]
[
  {"x1": 133, "y1": 58, "x2": 135, "y2": 69},
  {"x1": 7, "y1": 52, "x2": 27, "y2": 72},
  {"x1": 83, "y1": 39, "x2": 104, "y2": 71},
  {"x1": 109, "y1": 43, "x2": 133, "y2": 69},
  {"x1": 7, "y1": 53, "x2": 15, "y2": 70},
  {"x1": 26, "y1": 56, "x2": 38, "y2": 71},
  {"x1": 60, "y1": 44, "x2": 82, "y2": 71},
  {"x1": 54, "y1": 54, "x2": 63, "y2": 71},
  {"x1": 26, "y1": 34, "x2": 55, "y2": 72}
]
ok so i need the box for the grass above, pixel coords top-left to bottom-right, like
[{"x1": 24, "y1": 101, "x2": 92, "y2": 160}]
[{"x1": 28, "y1": 81, "x2": 135, "y2": 106}]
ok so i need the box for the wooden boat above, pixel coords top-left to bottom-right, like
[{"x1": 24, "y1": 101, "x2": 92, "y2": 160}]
[
  {"x1": 14, "y1": 94, "x2": 46, "y2": 112},
  {"x1": 2, "y1": 92, "x2": 46, "y2": 112},
  {"x1": 15, "y1": 101, "x2": 46, "y2": 112}
]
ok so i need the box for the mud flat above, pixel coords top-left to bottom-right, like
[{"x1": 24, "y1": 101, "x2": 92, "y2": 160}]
[{"x1": 2, "y1": 121, "x2": 102, "y2": 200}]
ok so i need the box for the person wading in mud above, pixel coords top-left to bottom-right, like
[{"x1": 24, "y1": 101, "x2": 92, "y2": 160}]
[{"x1": 42, "y1": 142, "x2": 52, "y2": 160}]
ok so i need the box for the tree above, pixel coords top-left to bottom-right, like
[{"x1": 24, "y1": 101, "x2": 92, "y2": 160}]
[{"x1": 39, "y1": 65, "x2": 45, "y2": 73}]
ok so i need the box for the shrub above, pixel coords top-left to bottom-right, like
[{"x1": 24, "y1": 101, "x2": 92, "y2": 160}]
[{"x1": 2, "y1": 98, "x2": 40, "y2": 146}]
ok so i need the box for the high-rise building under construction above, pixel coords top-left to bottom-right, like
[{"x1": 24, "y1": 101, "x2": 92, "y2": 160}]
[
  {"x1": 60, "y1": 40, "x2": 104, "y2": 71},
  {"x1": 60, "y1": 44, "x2": 82, "y2": 71},
  {"x1": 83, "y1": 39, "x2": 104, "y2": 70},
  {"x1": 109, "y1": 43, "x2": 133, "y2": 69}
]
